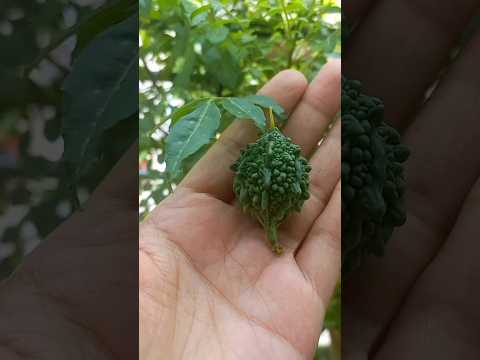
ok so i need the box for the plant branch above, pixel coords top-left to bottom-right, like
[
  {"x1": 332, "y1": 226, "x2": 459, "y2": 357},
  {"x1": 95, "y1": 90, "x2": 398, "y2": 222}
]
[
  {"x1": 279, "y1": 0, "x2": 291, "y2": 39},
  {"x1": 23, "y1": 25, "x2": 80, "y2": 77},
  {"x1": 287, "y1": 37, "x2": 297, "y2": 68},
  {"x1": 279, "y1": 0, "x2": 296, "y2": 68}
]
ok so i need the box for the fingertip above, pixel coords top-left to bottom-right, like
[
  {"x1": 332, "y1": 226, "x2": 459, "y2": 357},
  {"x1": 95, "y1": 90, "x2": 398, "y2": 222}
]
[
  {"x1": 275, "y1": 69, "x2": 309, "y2": 90},
  {"x1": 258, "y1": 69, "x2": 308, "y2": 114},
  {"x1": 325, "y1": 58, "x2": 341, "y2": 73},
  {"x1": 316, "y1": 59, "x2": 342, "y2": 84}
]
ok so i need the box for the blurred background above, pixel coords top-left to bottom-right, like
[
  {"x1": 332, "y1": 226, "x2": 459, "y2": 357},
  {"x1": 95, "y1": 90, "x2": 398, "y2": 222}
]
[
  {"x1": 139, "y1": 0, "x2": 341, "y2": 358},
  {"x1": 0, "y1": 0, "x2": 136, "y2": 278}
]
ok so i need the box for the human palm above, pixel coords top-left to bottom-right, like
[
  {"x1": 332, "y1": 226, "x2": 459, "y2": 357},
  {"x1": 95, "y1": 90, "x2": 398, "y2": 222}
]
[{"x1": 140, "y1": 63, "x2": 341, "y2": 360}]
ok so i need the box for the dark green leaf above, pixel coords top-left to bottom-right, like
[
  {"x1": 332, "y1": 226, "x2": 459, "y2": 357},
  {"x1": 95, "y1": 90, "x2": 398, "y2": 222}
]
[
  {"x1": 75, "y1": 0, "x2": 137, "y2": 56},
  {"x1": 165, "y1": 101, "x2": 221, "y2": 180},
  {"x1": 222, "y1": 97, "x2": 266, "y2": 130},
  {"x1": 62, "y1": 14, "x2": 138, "y2": 180}
]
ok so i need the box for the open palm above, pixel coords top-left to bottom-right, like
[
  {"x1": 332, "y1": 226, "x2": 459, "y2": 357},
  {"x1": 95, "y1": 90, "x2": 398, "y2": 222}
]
[{"x1": 140, "y1": 63, "x2": 341, "y2": 360}]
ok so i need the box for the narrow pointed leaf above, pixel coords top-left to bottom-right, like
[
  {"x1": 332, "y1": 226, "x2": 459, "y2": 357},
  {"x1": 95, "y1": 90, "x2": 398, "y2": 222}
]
[
  {"x1": 62, "y1": 14, "x2": 137, "y2": 181},
  {"x1": 166, "y1": 101, "x2": 221, "y2": 181},
  {"x1": 222, "y1": 97, "x2": 266, "y2": 130}
]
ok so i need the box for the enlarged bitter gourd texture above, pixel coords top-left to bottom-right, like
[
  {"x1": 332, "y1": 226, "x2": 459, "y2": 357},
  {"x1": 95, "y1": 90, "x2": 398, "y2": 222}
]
[
  {"x1": 231, "y1": 128, "x2": 311, "y2": 254},
  {"x1": 342, "y1": 76, "x2": 410, "y2": 274}
]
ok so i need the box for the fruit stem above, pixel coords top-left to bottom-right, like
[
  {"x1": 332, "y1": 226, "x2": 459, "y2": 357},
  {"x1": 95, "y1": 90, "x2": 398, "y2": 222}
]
[
  {"x1": 266, "y1": 223, "x2": 283, "y2": 255},
  {"x1": 268, "y1": 107, "x2": 276, "y2": 129}
]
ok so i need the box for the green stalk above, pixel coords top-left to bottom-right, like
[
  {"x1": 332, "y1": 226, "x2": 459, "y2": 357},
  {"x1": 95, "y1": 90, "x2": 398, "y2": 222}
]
[{"x1": 266, "y1": 222, "x2": 283, "y2": 255}]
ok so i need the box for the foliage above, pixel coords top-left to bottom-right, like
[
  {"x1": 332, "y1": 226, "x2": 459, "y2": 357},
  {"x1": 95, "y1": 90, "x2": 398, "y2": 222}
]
[
  {"x1": 139, "y1": 0, "x2": 341, "y2": 357},
  {"x1": 232, "y1": 126, "x2": 311, "y2": 254},
  {"x1": 139, "y1": 0, "x2": 340, "y2": 215},
  {"x1": 63, "y1": 11, "x2": 138, "y2": 188},
  {"x1": 341, "y1": 76, "x2": 409, "y2": 275},
  {"x1": 164, "y1": 95, "x2": 286, "y2": 181}
]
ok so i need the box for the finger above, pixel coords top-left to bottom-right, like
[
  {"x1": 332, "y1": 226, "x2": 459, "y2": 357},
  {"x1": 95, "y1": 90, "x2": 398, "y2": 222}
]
[
  {"x1": 404, "y1": 30, "x2": 480, "y2": 233},
  {"x1": 283, "y1": 59, "x2": 341, "y2": 158},
  {"x1": 373, "y1": 177, "x2": 480, "y2": 360},
  {"x1": 343, "y1": 0, "x2": 378, "y2": 30},
  {"x1": 180, "y1": 70, "x2": 308, "y2": 202},
  {"x1": 343, "y1": 29, "x2": 480, "y2": 359},
  {"x1": 344, "y1": 0, "x2": 479, "y2": 130},
  {"x1": 282, "y1": 120, "x2": 341, "y2": 245},
  {"x1": 295, "y1": 180, "x2": 341, "y2": 305}
]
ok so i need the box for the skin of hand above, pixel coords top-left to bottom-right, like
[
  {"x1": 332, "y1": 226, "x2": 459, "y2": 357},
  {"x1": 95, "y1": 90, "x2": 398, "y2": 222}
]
[
  {"x1": 140, "y1": 61, "x2": 341, "y2": 360},
  {"x1": 0, "y1": 146, "x2": 138, "y2": 360},
  {"x1": 343, "y1": 1, "x2": 480, "y2": 359}
]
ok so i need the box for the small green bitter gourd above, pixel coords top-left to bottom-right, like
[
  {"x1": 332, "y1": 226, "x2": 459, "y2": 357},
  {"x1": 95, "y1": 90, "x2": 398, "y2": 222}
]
[
  {"x1": 342, "y1": 76, "x2": 410, "y2": 274},
  {"x1": 231, "y1": 120, "x2": 311, "y2": 254}
]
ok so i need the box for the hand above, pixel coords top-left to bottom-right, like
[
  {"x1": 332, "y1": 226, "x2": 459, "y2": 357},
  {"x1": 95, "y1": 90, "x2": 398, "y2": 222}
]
[
  {"x1": 140, "y1": 61, "x2": 341, "y2": 360},
  {"x1": 0, "y1": 146, "x2": 138, "y2": 360},
  {"x1": 343, "y1": 1, "x2": 480, "y2": 359}
]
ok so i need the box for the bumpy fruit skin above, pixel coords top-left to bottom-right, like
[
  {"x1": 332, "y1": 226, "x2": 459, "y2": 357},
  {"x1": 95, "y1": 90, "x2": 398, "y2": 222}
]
[
  {"x1": 231, "y1": 128, "x2": 311, "y2": 254},
  {"x1": 342, "y1": 76, "x2": 410, "y2": 274}
]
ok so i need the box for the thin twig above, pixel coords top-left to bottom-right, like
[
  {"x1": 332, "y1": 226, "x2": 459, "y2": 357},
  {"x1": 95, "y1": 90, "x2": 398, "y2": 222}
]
[
  {"x1": 279, "y1": 0, "x2": 297, "y2": 68},
  {"x1": 47, "y1": 54, "x2": 70, "y2": 75}
]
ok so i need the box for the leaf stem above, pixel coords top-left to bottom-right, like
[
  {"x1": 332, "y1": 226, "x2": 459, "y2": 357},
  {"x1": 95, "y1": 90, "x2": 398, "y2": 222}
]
[{"x1": 268, "y1": 107, "x2": 276, "y2": 129}]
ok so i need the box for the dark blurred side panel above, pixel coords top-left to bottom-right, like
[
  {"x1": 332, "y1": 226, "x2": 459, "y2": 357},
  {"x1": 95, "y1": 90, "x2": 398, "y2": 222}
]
[
  {"x1": 342, "y1": 1, "x2": 480, "y2": 359},
  {"x1": 0, "y1": 1, "x2": 138, "y2": 359}
]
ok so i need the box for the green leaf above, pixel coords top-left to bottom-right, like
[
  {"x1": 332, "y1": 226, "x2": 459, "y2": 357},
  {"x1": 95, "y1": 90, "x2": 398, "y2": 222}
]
[
  {"x1": 62, "y1": 14, "x2": 137, "y2": 181},
  {"x1": 179, "y1": 140, "x2": 213, "y2": 181},
  {"x1": 174, "y1": 44, "x2": 196, "y2": 88},
  {"x1": 206, "y1": 25, "x2": 229, "y2": 44},
  {"x1": 140, "y1": 116, "x2": 155, "y2": 134},
  {"x1": 243, "y1": 95, "x2": 287, "y2": 121},
  {"x1": 181, "y1": 0, "x2": 196, "y2": 17},
  {"x1": 191, "y1": 12, "x2": 208, "y2": 26},
  {"x1": 222, "y1": 97, "x2": 266, "y2": 130},
  {"x1": 160, "y1": 0, "x2": 179, "y2": 10},
  {"x1": 203, "y1": 46, "x2": 241, "y2": 89},
  {"x1": 191, "y1": 4, "x2": 211, "y2": 22},
  {"x1": 171, "y1": 98, "x2": 206, "y2": 124},
  {"x1": 166, "y1": 101, "x2": 221, "y2": 180},
  {"x1": 75, "y1": 0, "x2": 137, "y2": 57}
]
